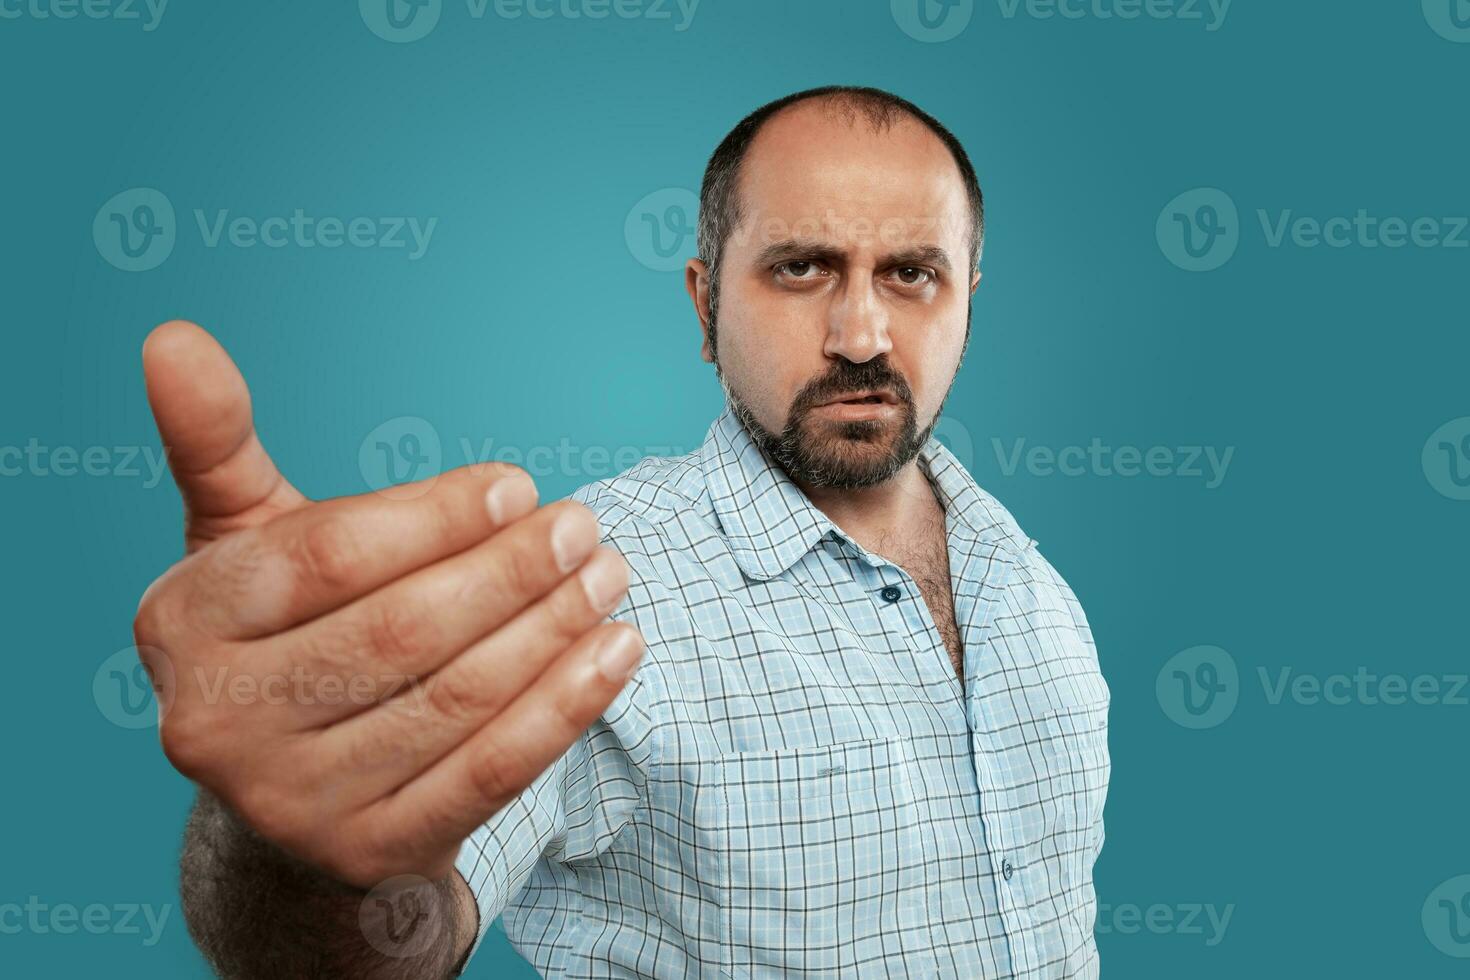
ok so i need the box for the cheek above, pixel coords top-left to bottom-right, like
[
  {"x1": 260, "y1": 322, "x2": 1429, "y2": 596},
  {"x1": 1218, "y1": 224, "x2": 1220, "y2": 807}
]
[
  {"x1": 901, "y1": 324, "x2": 966, "y2": 409},
  {"x1": 718, "y1": 292, "x2": 818, "y2": 395}
]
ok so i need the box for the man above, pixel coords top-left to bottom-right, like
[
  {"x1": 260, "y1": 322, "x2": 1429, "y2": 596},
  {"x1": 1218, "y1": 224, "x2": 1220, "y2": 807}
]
[{"x1": 138, "y1": 86, "x2": 1109, "y2": 978}]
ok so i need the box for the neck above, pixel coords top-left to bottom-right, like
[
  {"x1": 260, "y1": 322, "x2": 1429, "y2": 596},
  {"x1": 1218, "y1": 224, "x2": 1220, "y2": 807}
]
[{"x1": 791, "y1": 458, "x2": 942, "y2": 549}]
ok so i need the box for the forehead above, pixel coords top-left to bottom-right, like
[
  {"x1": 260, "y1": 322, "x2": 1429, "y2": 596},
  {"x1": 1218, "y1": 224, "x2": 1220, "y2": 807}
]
[{"x1": 733, "y1": 101, "x2": 971, "y2": 256}]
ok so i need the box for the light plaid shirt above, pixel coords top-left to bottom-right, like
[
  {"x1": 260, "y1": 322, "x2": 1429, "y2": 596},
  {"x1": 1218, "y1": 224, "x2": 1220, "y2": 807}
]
[{"x1": 455, "y1": 400, "x2": 1110, "y2": 978}]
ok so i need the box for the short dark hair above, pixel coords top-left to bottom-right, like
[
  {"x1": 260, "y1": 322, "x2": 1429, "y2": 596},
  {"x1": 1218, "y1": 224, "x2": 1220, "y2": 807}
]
[{"x1": 696, "y1": 85, "x2": 984, "y2": 332}]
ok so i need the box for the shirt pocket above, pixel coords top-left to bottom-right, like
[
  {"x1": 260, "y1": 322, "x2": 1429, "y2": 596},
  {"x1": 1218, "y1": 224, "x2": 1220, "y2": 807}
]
[
  {"x1": 695, "y1": 737, "x2": 940, "y2": 977},
  {"x1": 1036, "y1": 696, "x2": 1110, "y2": 865}
]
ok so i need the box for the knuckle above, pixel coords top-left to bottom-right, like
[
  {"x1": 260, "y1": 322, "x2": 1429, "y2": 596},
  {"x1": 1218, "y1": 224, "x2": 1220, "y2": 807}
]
[
  {"x1": 307, "y1": 821, "x2": 377, "y2": 885},
  {"x1": 547, "y1": 672, "x2": 588, "y2": 731},
  {"x1": 133, "y1": 559, "x2": 195, "y2": 643},
  {"x1": 423, "y1": 484, "x2": 463, "y2": 546},
  {"x1": 425, "y1": 664, "x2": 501, "y2": 728},
  {"x1": 338, "y1": 715, "x2": 411, "y2": 779},
  {"x1": 467, "y1": 742, "x2": 518, "y2": 808},
  {"x1": 234, "y1": 779, "x2": 306, "y2": 852},
  {"x1": 550, "y1": 577, "x2": 602, "y2": 642},
  {"x1": 329, "y1": 851, "x2": 389, "y2": 891},
  {"x1": 365, "y1": 597, "x2": 432, "y2": 666},
  {"x1": 158, "y1": 712, "x2": 209, "y2": 778},
  {"x1": 296, "y1": 517, "x2": 361, "y2": 593},
  {"x1": 132, "y1": 595, "x2": 170, "y2": 647},
  {"x1": 339, "y1": 813, "x2": 411, "y2": 884},
  {"x1": 496, "y1": 531, "x2": 544, "y2": 599}
]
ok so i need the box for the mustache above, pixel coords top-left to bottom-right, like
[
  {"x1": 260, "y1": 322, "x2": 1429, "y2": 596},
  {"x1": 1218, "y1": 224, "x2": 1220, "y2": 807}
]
[{"x1": 794, "y1": 361, "x2": 914, "y2": 412}]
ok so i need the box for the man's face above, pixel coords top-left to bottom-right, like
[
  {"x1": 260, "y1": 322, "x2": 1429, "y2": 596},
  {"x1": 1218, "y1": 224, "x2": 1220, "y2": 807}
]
[{"x1": 688, "y1": 102, "x2": 980, "y2": 491}]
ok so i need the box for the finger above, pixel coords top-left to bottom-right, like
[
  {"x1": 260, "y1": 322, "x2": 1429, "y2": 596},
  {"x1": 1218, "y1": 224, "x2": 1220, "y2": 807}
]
[
  {"x1": 142, "y1": 320, "x2": 307, "y2": 551},
  {"x1": 316, "y1": 545, "x2": 630, "y2": 801},
  {"x1": 175, "y1": 464, "x2": 542, "y2": 639},
  {"x1": 368, "y1": 622, "x2": 645, "y2": 857},
  {"x1": 255, "y1": 498, "x2": 602, "y2": 716}
]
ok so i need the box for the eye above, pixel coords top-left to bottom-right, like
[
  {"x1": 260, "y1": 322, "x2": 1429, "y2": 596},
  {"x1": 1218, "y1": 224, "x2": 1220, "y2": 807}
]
[
  {"x1": 774, "y1": 260, "x2": 826, "y2": 281},
  {"x1": 891, "y1": 266, "x2": 935, "y2": 287}
]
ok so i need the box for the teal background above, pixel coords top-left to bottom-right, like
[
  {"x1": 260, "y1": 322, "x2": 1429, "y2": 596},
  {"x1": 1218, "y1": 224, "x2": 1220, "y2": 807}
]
[{"x1": 2, "y1": 1, "x2": 1468, "y2": 975}]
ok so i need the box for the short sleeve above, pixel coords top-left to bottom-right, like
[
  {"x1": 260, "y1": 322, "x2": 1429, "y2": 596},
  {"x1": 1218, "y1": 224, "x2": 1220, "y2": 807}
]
[
  {"x1": 452, "y1": 656, "x2": 656, "y2": 965},
  {"x1": 454, "y1": 490, "x2": 668, "y2": 967}
]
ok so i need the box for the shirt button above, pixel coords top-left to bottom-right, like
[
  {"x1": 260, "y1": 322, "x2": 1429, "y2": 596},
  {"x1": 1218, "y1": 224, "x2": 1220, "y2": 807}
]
[
  {"x1": 880, "y1": 585, "x2": 902, "y2": 603},
  {"x1": 1002, "y1": 859, "x2": 1014, "y2": 881}
]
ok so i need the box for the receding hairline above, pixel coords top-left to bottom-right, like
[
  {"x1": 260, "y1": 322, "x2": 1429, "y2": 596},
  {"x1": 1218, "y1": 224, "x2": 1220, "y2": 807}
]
[
  {"x1": 697, "y1": 86, "x2": 985, "y2": 284},
  {"x1": 732, "y1": 98, "x2": 973, "y2": 253}
]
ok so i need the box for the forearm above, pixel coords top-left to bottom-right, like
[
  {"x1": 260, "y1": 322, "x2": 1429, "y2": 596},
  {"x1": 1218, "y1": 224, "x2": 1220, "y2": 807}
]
[{"x1": 179, "y1": 790, "x2": 478, "y2": 979}]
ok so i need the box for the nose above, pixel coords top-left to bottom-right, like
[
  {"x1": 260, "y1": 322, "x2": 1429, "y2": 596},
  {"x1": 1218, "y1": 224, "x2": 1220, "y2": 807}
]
[{"x1": 823, "y1": 276, "x2": 893, "y2": 364}]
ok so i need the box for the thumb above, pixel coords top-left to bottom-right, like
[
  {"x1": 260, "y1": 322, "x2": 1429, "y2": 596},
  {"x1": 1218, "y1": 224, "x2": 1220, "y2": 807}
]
[{"x1": 142, "y1": 320, "x2": 307, "y2": 552}]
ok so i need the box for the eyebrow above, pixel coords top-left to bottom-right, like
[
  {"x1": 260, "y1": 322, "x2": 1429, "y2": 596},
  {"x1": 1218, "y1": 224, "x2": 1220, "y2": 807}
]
[{"x1": 752, "y1": 238, "x2": 954, "y2": 273}]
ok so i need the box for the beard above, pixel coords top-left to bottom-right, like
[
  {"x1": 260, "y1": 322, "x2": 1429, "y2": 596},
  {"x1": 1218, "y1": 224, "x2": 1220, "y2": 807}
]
[
  {"x1": 706, "y1": 289, "x2": 970, "y2": 491},
  {"x1": 717, "y1": 342, "x2": 951, "y2": 491}
]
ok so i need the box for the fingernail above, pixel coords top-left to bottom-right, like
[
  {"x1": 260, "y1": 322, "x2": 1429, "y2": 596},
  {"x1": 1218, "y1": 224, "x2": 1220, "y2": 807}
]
[
  {"x1": 551, "y1": 509, "x2": 593, "y2": 573},
  {"x1": 580, "y1": 550, "x2": 625, "y2": 611},
  {"x1": 595, "y1": 629, "x2": 644, "y2": 683},
  {"x1": 485, "y1": 473, "x2": 536, "y2": 525}
]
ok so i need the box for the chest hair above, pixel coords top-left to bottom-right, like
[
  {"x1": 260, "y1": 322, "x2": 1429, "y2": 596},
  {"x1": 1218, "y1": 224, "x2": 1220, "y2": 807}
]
[{"x1": 878, "y1": 522, "x2": 964, "y2": 682}]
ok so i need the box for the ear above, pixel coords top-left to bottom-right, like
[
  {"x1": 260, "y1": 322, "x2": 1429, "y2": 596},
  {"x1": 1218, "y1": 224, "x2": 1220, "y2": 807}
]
[
  {"x1": 685, "y1": 258, "x2": 714, "y2": 363},
  {"x1": 969, "y1": 268, "x2": 982, "y2": 295}
]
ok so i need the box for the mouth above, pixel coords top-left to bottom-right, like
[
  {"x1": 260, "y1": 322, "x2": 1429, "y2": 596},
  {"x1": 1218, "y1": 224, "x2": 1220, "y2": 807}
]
[{"x1": 819, "y1": 389, "x2": 899, "y2": 408}]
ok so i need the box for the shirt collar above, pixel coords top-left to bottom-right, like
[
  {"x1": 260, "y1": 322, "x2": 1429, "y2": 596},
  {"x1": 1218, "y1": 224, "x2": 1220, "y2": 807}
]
[{"x1": 700, "y1": 399, "x2": 993, "y2": 582}]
